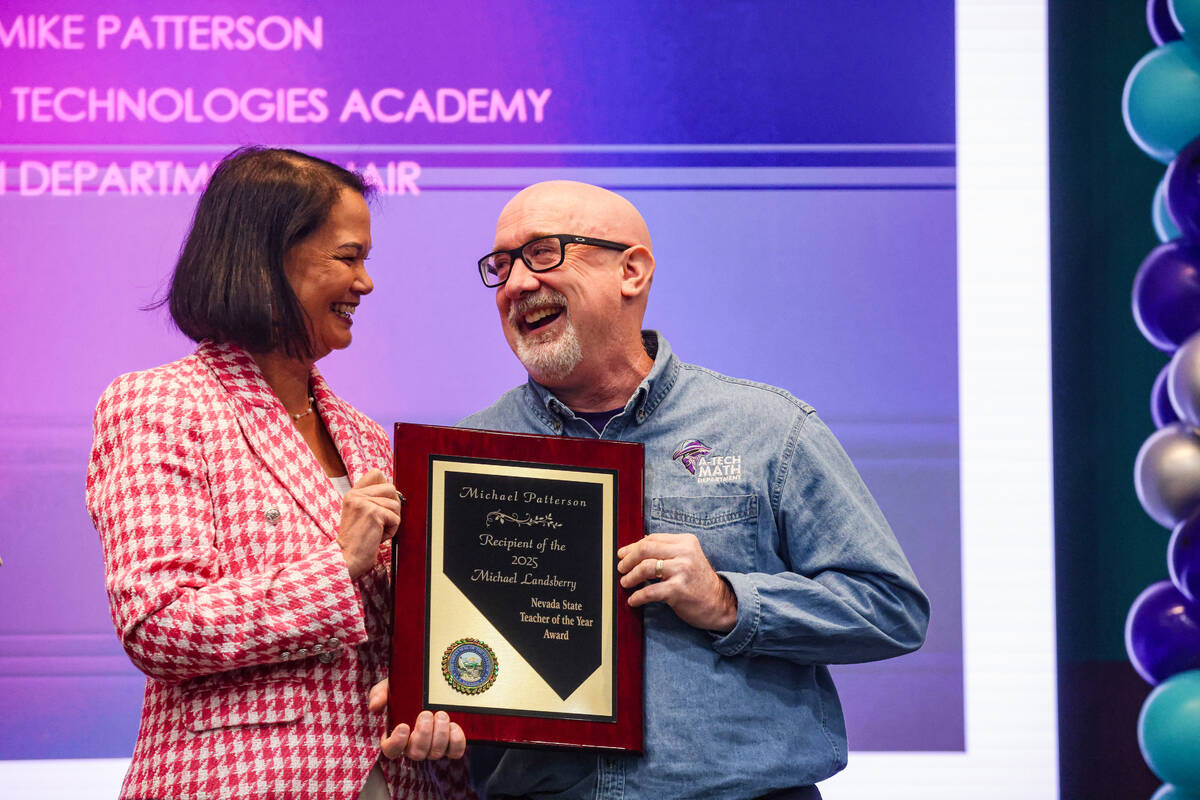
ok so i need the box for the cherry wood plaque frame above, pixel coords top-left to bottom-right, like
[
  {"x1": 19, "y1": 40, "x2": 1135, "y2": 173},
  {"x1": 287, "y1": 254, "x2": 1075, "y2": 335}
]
[{"x1": 390, "y1": 422, "x2": 644, "y2": 752}]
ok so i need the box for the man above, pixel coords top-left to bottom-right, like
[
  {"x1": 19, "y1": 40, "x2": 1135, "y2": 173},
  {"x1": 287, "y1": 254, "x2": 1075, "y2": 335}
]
[{"x1": 462, "y1": 181, "x2": 929, "y2": 799}]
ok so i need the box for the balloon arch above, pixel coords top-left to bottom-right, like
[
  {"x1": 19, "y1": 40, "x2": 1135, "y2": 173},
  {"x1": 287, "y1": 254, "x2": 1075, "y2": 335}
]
[{"x1": 1123, "y1": 2, "x2": 1200, "y2": 797}]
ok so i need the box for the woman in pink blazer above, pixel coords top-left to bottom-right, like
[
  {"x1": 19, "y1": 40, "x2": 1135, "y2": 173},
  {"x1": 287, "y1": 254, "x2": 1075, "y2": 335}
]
[{"x1": 86, "y1": 148, "x2": 471, "y2": 800}]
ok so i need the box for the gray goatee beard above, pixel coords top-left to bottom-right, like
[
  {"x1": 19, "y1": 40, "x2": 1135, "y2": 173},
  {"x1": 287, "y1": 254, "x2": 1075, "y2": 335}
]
[{"x1": 508, "y1": 289, "x2": 583, "y2": 383}]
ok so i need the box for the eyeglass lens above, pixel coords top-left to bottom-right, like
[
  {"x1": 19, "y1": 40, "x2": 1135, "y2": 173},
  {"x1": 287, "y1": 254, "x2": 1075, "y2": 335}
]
[{"x1": 481, "y1": 236, "x2": 564, "y2": 286}]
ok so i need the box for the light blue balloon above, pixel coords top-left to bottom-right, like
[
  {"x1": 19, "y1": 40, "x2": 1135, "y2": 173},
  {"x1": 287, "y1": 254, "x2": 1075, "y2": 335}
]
[
  {"x1": 1172, "y1": 0, "x2": 1200, "y2": 47},
  {"x1": 1124, "y1": 42, "x2": 1200, "y2": 163},
  {"x1": 1140, "y1": 669, "x2": 1200, "y2": 790},
  {"x1": 1157, "y1": 173, "x2": 1184, "y2": 241},
  {"x1": 1154, "y1": 784, "x2": 1200, "y2": 800}
]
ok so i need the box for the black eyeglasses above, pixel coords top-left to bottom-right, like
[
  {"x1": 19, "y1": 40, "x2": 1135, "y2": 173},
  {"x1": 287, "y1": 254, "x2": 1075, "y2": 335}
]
[{"x1": 478, "y1": 234, "x2": 631, "y2": 287}]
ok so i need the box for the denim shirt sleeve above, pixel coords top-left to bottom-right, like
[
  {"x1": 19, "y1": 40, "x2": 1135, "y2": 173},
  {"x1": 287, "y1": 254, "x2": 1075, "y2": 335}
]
[{"x1": 711, "y1": 408, "x2": 930, "y2": 664}]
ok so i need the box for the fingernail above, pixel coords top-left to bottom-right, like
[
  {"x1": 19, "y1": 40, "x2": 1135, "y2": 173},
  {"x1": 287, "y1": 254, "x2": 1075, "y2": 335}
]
[{"x1": 435, "y1": 710, "x2": 449, "y2": 721}]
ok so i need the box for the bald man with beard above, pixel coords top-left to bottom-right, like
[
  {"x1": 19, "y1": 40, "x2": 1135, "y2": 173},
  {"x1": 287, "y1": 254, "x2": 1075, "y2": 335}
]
[{"x1": 462, "y1": 182, "x2": 929, "y2": 799}]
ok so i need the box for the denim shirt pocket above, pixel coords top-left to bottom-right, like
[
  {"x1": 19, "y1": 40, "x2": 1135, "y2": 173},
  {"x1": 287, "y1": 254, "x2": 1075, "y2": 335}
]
[{"x1": 649, "y1": 494, "x2": 759, "y2": 572}]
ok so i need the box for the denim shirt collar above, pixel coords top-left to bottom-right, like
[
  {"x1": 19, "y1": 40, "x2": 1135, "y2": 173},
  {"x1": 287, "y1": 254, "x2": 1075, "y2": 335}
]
[{"x1": 522, "y1": 330, "x2": 681, "y2": 431}]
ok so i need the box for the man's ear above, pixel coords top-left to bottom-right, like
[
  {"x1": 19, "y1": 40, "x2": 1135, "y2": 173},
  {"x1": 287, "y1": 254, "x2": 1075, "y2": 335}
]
[{"x1": 619, "y1": 245, "x2": 655, "y2": 299}]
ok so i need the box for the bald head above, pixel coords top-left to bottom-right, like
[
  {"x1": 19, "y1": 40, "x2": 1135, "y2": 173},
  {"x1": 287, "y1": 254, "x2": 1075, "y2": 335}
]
[
  {"x1": 490, "y1": 181, "x2": 657, "y2": 409},
  {"x1": 495, "y1": 181, "x2": 652, "y2": 255}
]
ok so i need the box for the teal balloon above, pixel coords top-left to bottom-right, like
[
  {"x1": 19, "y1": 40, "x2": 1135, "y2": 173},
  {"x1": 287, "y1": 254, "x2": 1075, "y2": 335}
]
[
  {"x1": 1124, "y1": 42, "x2": 1200, "y2": 163},
  {"x1": 1158, "y1": 173, "x2": 1184, "y2": 241},
  {"x1": 1154, "y1": 785, "x2": 1200, "y2": 800},
  {"x1": 1140, "y1": 669, "x2": 1200, "y2": 789},
  {"x1": 1172, "y1": 0, "x2": 1200, "y2": 48}
]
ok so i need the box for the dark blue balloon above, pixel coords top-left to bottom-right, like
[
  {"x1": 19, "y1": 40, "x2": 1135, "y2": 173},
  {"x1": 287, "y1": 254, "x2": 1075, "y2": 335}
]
[
  {"x1": 1133, "y1": 240, "x2": 1200, "y2": 351},
  {"x1": 1152, "y1": 0, "x2": 1184, "y2": 45},
  {"x1": 1127, "y1": 580, "x2": 1200, "y2": 684},
  {"x1": 1167, "y1": 136, "x2": 1200, "y2": 241},
  {"x1": 1171, "y1": 513, "x2": 1200, "y2": 602},
  {"x1": 1157, "y1": 362, "x2": 1183, "y2": 426}
]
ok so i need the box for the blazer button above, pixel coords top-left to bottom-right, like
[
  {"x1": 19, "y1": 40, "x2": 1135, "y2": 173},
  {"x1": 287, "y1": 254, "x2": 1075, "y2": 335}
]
[
  {"x1": 264, "y1": 507, "x2": 281, "y2": 524},
  {"x1": 317, "y1": 651, "x2": 336, "y2": 664}
]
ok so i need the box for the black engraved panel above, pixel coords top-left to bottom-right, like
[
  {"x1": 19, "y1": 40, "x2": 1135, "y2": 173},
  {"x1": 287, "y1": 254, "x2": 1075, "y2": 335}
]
[{"x1": 439, "y1": 463, "x2": 605, "y2": 701}]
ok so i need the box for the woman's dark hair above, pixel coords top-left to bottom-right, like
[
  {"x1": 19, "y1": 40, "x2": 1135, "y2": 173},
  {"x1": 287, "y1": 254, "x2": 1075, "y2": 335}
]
[{"x1": 167, "y1": 146, "x2": 373, "y2": 360}]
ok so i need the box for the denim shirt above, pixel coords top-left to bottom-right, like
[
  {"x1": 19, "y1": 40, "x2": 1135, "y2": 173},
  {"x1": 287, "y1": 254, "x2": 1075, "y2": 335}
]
[{"x1": 461, "y1": 332, "x2": 929, "y2": 799}]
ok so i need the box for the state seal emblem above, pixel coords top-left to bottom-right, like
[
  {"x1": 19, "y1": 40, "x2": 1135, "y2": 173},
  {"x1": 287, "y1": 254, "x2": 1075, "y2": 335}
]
[{"x1": 442, "y1": 638, "x2": 498, "y2": 695}]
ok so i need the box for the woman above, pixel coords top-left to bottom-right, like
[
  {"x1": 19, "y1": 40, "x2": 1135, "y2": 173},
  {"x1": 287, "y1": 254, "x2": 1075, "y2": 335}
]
[{"x1": 86, "y1": 147, "x2": 470, "y2": 800}]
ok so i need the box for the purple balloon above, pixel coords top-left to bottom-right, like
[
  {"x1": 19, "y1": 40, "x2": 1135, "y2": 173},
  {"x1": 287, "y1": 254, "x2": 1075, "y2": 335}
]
[
  {"x1": 1133, "y1": 240, "x2": 1200, "y2": 351},
  {"x1": 1151, "y1": 0, "x2": 1184, "y2": 45},
  {"x1": 1157, "y1": 362, "x2": 1184, "y2": 426},
  {"x1": 1127, "y1": 580, "x2": 1200, "y2": 684},
  {"x1": 1171, "y1": 513, "x2": 1200, "y2": 602},
  {"x1": 1167, "y1": 136, "x2": 1200, "y2": 241}
]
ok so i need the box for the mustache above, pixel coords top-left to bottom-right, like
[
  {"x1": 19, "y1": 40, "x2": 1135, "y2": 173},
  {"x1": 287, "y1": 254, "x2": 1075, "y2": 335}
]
[{"x1": 508, "y1": 289, "x2": 567, "y2": 325}]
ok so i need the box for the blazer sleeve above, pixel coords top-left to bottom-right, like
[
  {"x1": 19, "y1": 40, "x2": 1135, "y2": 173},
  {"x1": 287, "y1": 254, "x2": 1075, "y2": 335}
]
[{"x1": 86, "y1": 373, "x2": 369, "y2": 684}]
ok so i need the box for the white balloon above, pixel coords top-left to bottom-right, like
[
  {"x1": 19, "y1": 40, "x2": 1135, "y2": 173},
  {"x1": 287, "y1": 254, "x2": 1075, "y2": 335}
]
[
  {"x1": 1169, "y1": 331, "x2": 1200, "y2": 428},
  {"x1": 1135, "y1": 423, "x2": 1200, "y2": 528}
]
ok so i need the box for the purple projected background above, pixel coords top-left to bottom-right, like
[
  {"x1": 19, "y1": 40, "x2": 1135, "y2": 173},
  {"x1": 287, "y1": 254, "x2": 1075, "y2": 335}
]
[{"x1": 0, "y1": 1, "x2": 959, "y2": 759}]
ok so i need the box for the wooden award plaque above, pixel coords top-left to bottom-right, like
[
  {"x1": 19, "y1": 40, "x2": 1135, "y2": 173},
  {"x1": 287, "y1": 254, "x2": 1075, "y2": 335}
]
[{"x1": 389, "y1": 422, "x2": 644, "y2": 752}]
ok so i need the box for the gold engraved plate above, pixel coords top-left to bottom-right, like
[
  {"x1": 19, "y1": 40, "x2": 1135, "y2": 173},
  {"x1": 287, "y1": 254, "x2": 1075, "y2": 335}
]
[{"x1": 425, "y1": 458, "x2": 615, "y2": 718}]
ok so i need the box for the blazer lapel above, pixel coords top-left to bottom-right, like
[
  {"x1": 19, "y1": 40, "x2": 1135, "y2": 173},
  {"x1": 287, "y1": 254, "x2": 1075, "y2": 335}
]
[
  {"x1": 311, "y1": 369, "x2": 373, "y2": 484},
  {"x1": 311, "y1": 369, "x2": 395, "y2": 602},
  {"x1": 199, "y1": 341, "x2": 341, "y2": 542}
]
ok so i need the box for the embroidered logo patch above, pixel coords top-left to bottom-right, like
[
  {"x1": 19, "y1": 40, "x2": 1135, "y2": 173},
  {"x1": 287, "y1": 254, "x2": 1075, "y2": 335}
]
[
  {"x1": 671, "y1": 440, "x2": 711, "y2": 474},
  {"x1": 672, "y1": 439, "x2": 742, "y2": 484},
  {"x1": 442, "y1": 638, "x2": 498, "y2": 694}
]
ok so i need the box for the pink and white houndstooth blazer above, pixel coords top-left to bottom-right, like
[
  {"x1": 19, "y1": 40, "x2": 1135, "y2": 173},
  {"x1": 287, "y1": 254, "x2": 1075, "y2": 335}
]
[{"x1": 86, "y1": 341, "x2": 473, "y2": 800}]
